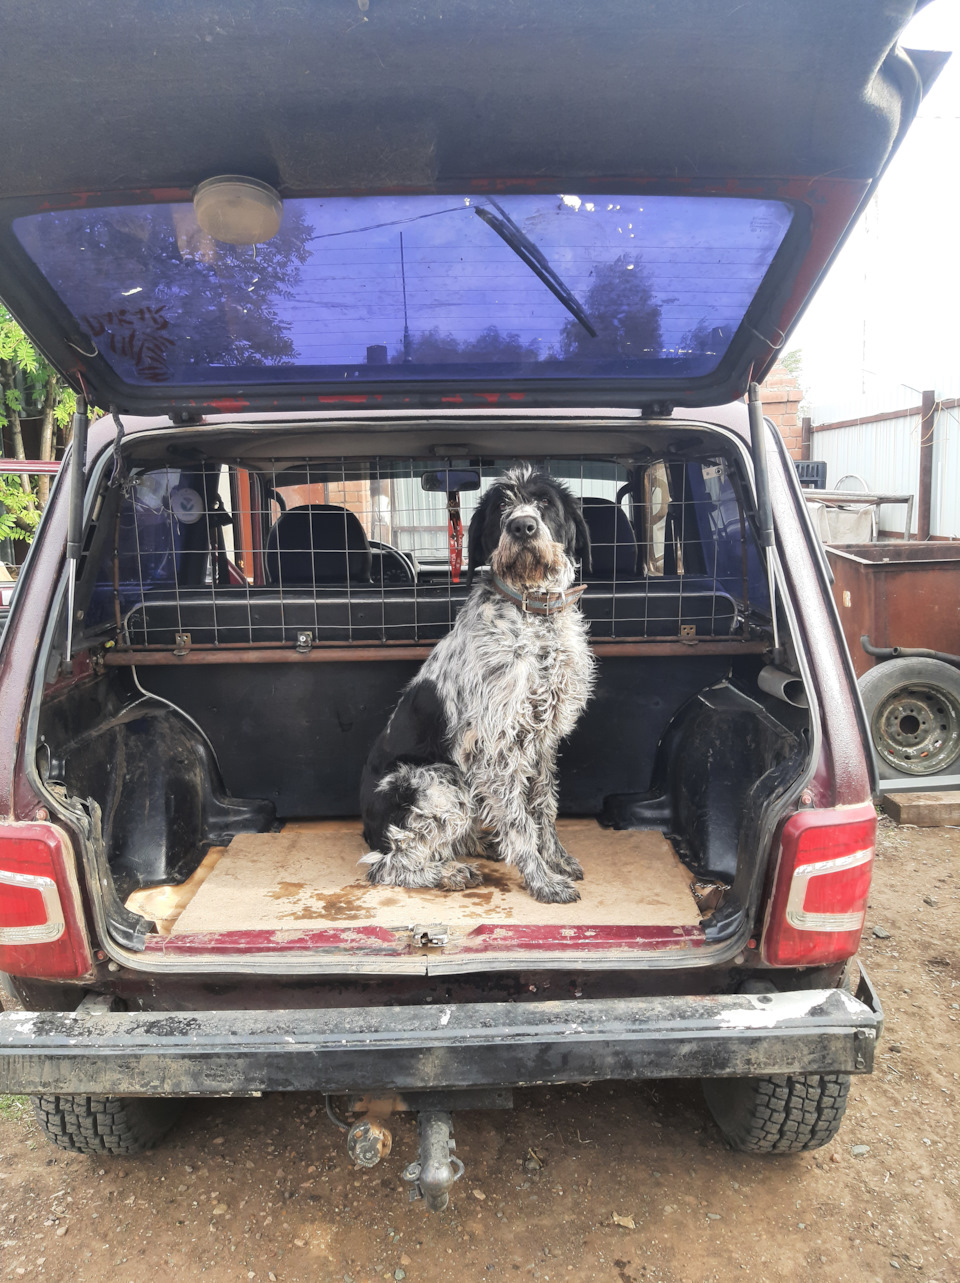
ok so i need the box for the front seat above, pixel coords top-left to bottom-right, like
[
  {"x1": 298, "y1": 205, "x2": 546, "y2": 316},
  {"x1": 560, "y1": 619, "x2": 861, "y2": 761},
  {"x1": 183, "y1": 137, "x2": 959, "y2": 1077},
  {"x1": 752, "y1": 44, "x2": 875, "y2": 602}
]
[
  {"x1": 265, "y1": 504, "x2": 373, "y2": 584},
  {"x1": 580, "y1": 496, "x2": 637, "y2": 579}
]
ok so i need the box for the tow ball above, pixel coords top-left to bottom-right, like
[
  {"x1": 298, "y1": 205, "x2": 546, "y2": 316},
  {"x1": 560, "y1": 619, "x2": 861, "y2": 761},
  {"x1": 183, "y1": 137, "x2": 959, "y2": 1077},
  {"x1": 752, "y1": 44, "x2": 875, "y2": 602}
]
[
  {"x1": 330, "y1": 1088, "x2": 510, "y2": 1210},
  {"x1": 402, "y1": 1111, "x2": 464, "y2": 1212}
]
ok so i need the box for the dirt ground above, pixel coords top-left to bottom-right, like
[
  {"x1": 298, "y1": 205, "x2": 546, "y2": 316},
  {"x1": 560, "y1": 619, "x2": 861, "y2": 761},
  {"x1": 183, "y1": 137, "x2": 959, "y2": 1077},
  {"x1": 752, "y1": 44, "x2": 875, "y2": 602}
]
[{"x1": 1, "y1": 818, "x2": 957, "y2": 1283}]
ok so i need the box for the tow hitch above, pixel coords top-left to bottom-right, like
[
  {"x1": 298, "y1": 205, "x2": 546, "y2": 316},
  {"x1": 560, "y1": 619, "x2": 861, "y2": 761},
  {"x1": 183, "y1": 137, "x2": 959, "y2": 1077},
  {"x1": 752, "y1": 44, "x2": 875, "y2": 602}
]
[
  {"x1": 402, "y1": 1111, "x2": 464, "y2": 1212},
  {"x1": 327, "y1": 1088, "x2": 512, "y2": 1211}
]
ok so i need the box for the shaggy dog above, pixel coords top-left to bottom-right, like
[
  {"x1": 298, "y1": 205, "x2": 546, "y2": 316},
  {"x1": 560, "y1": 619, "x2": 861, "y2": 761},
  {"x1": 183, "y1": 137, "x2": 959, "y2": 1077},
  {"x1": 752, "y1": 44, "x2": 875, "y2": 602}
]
[{"x1": 360, "y1": 465, "x2": 595, "y2": 903}]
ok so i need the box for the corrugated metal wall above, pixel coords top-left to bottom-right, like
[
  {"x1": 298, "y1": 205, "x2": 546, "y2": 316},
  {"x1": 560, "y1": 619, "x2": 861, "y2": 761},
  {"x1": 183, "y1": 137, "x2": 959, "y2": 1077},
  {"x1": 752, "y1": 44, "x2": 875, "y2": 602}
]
[
  {"x1": 809, "y1": 398, "x2": 959, "y2": 539},
  {"x1": 812, "y1": 411, "x2": 920, "y2": 535},
  {"x1": 932, "y1": 401, "x2": 960, "y2": 539}
]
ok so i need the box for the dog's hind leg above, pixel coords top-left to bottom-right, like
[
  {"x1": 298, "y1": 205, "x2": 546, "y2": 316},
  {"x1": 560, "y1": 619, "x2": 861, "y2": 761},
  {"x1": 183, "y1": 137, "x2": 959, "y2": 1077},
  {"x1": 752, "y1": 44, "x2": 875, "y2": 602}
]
[{"x1": 360, "y1": 764, "x2": 483, "y2": 891}]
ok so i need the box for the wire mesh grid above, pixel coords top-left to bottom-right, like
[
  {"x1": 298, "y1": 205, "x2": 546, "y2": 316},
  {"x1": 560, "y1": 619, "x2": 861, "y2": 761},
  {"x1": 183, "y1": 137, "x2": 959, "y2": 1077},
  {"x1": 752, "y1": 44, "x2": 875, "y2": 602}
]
[{"x1": 87, "y1": 454, "x2": 761, "y2": 650}]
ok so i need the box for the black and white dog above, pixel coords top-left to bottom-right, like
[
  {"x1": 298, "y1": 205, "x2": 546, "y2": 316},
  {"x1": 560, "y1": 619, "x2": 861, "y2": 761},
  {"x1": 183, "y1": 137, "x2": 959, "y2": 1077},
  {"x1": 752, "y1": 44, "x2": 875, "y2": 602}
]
[{"x1": 360, "y1": 465, "x2": 595, "y2": 904}]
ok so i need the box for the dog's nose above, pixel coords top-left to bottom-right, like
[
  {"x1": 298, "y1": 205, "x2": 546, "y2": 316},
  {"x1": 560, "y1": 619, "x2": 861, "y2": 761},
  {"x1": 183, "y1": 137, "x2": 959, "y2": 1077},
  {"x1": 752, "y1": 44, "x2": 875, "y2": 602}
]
[{"x1": 507, "y1": 516, "x2": 538, "y2": 539}]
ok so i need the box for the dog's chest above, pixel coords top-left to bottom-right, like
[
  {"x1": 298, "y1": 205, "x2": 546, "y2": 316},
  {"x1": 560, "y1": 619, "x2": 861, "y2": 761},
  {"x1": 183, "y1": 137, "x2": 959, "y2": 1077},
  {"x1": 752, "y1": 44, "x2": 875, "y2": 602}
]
[{"x1": 467, "y1": 605, "x2": 592, "y2": 740}]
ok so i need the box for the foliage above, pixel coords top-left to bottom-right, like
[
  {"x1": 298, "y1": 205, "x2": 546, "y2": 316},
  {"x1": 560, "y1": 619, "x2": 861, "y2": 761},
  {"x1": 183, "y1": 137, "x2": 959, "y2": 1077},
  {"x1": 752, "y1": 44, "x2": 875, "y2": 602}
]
[
  {"x1": 0, "y1": 303, "x2": 105, "y2": 540},
  {"x1": 0, "y1": 301, "x2": 83, "y2": 431},
  {"x1": 780, "y1": 348, "x2": 803, "y2": 380},
  {"x1": 0, "y1": 475, "x2": 40, "y2": 542},
  {"x1": 559, "y1": 255, "x2": 662, "y2": 362},
  {"x1": 392, "y1": 324, "x2": 541, "y2": 365},
  {"x1": 17, "y1": 206, "x2": 312, "y2": 381}
]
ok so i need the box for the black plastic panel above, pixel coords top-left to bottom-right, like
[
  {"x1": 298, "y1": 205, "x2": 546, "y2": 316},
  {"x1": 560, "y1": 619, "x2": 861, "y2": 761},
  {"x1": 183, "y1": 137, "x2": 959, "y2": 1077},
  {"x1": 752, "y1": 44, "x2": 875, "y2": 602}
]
[{"x1": 140, "y1": 655, "x2": 734, "y2": 818}]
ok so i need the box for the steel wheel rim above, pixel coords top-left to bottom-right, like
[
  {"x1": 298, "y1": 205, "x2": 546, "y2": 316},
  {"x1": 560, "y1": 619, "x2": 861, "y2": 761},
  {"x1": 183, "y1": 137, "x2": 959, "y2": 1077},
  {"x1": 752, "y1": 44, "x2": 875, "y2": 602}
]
[{"x1": 871, "y1": 681, "x2": 960, "y2": 776}]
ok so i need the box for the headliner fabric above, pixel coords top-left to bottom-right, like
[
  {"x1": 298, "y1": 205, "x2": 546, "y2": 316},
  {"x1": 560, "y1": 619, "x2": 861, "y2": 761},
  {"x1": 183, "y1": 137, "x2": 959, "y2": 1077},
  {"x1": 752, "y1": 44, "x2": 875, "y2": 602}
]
[{"x1": 0, "y1": 1, "x2": 926, "y2": 199}]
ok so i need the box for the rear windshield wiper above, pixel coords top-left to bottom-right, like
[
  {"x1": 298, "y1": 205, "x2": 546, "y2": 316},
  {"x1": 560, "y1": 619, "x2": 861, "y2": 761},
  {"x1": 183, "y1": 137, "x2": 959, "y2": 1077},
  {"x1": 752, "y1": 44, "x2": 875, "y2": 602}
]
[{"x1": 475, "y1": 199, "x2": 597, "y2": 338}]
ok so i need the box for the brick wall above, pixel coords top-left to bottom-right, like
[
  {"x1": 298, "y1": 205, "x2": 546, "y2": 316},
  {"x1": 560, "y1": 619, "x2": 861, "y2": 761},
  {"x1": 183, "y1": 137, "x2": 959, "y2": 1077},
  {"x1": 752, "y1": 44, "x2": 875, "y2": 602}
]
[{"x1": 760, "y1": 362, "x2": 805, "y2": 459}]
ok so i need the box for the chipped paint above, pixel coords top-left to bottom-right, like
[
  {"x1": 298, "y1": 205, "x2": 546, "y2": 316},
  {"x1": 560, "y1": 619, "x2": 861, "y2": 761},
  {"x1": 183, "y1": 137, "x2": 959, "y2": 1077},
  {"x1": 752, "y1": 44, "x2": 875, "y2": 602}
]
[{"x1": 715, "y1": 989, "x2": 864, "y2": 1030}]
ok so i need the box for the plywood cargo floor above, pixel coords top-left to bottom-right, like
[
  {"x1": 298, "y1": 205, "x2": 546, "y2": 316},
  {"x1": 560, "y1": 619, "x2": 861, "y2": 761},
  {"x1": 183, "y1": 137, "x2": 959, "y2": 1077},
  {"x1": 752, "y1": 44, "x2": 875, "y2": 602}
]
[{"x1": 126, "y1": 819, "x2": 701, "y2": 937}]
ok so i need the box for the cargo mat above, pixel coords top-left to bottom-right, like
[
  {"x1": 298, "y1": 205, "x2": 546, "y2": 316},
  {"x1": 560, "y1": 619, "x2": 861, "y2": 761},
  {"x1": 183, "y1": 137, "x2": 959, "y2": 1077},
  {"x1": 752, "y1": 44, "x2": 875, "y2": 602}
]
[{"x1": 127, "y1": 819, "x2": 701, "y2": 939}]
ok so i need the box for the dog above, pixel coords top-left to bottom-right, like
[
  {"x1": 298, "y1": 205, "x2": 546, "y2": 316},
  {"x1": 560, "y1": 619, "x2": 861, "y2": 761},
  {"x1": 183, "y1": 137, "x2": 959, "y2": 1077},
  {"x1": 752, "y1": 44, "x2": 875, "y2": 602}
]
[{"x1": 360, "y1": 464, "x2": 595, "y2": 903}]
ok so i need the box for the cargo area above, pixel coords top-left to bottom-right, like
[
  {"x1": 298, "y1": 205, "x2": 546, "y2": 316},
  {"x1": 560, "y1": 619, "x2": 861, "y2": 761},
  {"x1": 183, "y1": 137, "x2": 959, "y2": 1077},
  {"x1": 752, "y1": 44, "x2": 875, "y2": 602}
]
[
  {"x1": 123, "y1": 819, "x2": 705, "y2": 971},
  {"x1": 32, "y1": 424, "x2": 814, "y2": 972}
]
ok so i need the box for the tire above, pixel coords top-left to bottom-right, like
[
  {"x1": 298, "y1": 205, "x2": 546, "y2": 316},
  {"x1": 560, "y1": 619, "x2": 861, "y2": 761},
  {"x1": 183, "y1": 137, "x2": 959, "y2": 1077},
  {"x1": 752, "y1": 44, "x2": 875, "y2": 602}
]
[
  {"x1": 859, "y1": 657, "x2": 960, "y2": 779},
  {"x1": 31, "y1": 1094, "x2": 183, "y2": 1156},
  {"x1": 702, "y1": 1072, "x2": 850, "y2": 1153}
]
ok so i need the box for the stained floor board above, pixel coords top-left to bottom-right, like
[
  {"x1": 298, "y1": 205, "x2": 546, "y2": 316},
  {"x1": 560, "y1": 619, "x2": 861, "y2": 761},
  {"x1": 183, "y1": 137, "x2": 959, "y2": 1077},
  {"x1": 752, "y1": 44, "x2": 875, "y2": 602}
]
[{"x1": 163, "y1": 818, "x2": 700, "y2": 935}]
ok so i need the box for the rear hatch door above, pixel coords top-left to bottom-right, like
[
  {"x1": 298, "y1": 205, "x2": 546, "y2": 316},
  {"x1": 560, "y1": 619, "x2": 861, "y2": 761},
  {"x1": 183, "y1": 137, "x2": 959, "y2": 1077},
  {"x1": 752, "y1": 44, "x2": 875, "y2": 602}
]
[{"x1": 0, "y1": 0, "x2": 945, "y2": 417}]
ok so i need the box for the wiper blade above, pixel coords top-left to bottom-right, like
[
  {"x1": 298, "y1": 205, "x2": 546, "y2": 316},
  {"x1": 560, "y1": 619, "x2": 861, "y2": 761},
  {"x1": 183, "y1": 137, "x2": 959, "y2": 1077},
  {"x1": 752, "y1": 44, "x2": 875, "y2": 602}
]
[{"x1": 475, "y1": 199, "x2": 597, "y2": 338}]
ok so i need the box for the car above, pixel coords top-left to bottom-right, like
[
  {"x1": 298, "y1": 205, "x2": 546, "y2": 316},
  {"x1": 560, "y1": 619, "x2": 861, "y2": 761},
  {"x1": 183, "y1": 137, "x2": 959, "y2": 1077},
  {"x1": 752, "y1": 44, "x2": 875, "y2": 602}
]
[{"x1": 0, "y1": 0, "x2": 945, "y2": 1205}]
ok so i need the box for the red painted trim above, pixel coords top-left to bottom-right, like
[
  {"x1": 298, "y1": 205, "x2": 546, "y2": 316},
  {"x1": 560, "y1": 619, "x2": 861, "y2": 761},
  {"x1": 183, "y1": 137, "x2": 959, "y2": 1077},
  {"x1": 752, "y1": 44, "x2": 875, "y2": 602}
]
[
  {"x1": 144, "y1": 925, "x2": 403, "y2": 956},
  {"x1": 144, "y1": 921, "x2": 705, "y2": 957},
  {"x1": 456, "y1": 923, "x2": 705, "y2": 952},
  {"x1": 0, "y1": 459, "x2": 60, "y2": 475}
]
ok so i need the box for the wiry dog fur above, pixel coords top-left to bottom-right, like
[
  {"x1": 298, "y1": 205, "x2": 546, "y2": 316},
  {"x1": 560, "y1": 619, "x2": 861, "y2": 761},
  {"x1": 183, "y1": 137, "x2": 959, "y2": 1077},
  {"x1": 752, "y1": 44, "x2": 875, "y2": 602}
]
[{"x1": 360, "y1": 464, "x2": 595, "y2": 903}]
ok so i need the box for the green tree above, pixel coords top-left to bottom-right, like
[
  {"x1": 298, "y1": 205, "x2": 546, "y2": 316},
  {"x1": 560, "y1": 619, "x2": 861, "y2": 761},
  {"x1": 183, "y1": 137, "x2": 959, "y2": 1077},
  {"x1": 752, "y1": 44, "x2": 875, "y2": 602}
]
[
  {"x1": 558, "y1": 255, "x2": 662, "y2": 362},
  {"x1": 392, "y1": 324, "x2": 540, "y2": 365},
  {"x1": 17, "y1": 205, "x2": 311, "y2": 382},
  {"x1": 0, "y1": 303, "x2": 89, "y2": 532}
]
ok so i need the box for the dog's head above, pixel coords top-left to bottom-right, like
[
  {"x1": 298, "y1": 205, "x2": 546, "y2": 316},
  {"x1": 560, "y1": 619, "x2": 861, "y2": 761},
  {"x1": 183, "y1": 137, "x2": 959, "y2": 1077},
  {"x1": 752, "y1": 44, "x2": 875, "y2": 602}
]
[{"x1": 466, "y1": 464, "x2": 592, "y2": 589}]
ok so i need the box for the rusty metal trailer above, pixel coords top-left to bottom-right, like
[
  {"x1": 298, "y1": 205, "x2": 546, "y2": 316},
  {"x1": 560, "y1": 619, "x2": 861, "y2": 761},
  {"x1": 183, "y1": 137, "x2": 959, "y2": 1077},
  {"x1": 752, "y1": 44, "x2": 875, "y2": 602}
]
[{"x1": 827, "y1": 542, "x2": 960, "y2": 789}]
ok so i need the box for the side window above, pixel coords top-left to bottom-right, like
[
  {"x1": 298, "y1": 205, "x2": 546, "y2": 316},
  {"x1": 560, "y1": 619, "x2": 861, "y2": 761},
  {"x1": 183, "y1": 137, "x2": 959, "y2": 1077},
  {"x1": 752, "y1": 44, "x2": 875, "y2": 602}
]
[{"x1": 85, "y1": 464, "x2": 240, "y2": 632}]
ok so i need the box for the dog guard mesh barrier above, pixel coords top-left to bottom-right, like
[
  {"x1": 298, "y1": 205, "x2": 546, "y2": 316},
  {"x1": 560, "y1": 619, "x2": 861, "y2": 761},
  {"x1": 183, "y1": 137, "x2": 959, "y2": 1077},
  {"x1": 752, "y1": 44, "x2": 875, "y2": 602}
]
[{"x1": 82, "y1": 455, "x2": 769, "y2": 652}]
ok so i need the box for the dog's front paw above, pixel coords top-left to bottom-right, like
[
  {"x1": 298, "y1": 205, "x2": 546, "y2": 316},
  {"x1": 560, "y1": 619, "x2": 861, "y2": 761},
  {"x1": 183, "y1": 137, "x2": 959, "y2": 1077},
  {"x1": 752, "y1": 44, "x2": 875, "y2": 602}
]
[
  {"x1": 550, "y1": 844, "x2": 584, "y2": 881},
  {"x1": 440, "y1": 862, "x2": 484, "y2": 890},
  {"x1": 527, "y1": 874, "x2": 580, "y2": 904}
]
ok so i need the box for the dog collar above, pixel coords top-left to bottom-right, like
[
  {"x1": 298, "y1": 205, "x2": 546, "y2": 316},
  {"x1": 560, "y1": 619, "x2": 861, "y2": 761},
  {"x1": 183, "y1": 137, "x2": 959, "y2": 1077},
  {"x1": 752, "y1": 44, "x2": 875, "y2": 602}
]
[{"x1": 490, "y1": 573, "x2": 587, "y2": 616}]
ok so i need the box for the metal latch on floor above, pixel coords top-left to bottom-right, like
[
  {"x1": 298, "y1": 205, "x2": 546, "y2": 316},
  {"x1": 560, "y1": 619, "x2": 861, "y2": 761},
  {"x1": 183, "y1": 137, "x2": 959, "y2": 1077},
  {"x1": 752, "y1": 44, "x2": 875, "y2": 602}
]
[
  {"x1": 174, "y1": 632, "x2": 191, "y2": 656},
  {"x1": 412, "y1": 923, "x2": 449, "y2": 947},
  {"x1": 296, "y1": 630, "x2": 313, "y2": 654}
]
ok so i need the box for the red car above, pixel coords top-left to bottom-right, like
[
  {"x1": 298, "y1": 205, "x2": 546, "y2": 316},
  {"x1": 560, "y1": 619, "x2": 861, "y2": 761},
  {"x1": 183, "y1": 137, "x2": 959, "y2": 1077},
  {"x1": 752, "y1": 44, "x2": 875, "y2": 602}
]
[{"x1": 0, "y1": 0, "x2": 943, "y2": 1207}]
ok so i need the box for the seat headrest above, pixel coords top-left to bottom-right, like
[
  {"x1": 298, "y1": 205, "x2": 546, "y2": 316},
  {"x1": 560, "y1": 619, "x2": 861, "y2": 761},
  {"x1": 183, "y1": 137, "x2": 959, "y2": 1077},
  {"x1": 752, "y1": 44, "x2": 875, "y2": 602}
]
[
  {"x1": 266, "y1": 504, "x2": 372, "y2": 585},
  {"x1": 580, "y1": 497, "x2": 637, "y2": 579}
]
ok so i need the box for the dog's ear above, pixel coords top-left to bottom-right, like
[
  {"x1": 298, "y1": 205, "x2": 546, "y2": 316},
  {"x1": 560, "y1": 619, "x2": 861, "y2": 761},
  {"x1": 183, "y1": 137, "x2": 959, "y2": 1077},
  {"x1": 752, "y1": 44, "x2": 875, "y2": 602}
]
[
  {"x1": 466, "y1": 487, "x2": 496, "y2": 586},
  {"x1": 564, "y1": 495, "x2": 592, "y2": 577}
]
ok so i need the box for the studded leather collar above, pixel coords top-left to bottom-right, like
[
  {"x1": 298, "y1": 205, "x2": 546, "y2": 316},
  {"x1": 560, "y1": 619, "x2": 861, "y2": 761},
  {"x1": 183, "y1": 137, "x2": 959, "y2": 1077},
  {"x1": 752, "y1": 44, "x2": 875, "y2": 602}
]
[{"x1": 490, "y1": 573, "x2": 587, "y2": 616}]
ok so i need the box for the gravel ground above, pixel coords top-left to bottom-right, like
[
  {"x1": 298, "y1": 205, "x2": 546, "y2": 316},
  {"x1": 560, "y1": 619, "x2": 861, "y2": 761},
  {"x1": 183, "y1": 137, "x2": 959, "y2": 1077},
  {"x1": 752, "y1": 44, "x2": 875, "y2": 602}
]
[{"x1": 0, "y1": 818, "x2": 957, "y2": 1283}]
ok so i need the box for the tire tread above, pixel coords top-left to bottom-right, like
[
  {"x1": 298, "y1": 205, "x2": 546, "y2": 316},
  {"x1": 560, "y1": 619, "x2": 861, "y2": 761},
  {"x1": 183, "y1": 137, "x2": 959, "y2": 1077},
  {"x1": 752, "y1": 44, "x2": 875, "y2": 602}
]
[
  {"x1": 702, "y1": 1072, "x2": 850, "y2": 1153},
  {"x1": 31, "y1": 1094, "x2": 181, "y2": 1155}
]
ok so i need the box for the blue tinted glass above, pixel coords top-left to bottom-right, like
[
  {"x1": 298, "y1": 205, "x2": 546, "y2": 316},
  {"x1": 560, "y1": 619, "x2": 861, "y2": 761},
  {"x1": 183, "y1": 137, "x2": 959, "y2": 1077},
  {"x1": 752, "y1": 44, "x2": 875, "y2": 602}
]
[{"x1": 14, "y1": 194, "x2": 793, "y2": 387}]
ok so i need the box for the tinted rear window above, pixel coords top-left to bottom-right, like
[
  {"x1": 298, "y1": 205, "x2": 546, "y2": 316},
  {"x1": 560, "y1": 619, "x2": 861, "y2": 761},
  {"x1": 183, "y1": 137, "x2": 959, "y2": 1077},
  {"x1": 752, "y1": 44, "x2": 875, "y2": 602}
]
[{"x1": 14, "y1": 194, "x2": 793, "y2": 388}]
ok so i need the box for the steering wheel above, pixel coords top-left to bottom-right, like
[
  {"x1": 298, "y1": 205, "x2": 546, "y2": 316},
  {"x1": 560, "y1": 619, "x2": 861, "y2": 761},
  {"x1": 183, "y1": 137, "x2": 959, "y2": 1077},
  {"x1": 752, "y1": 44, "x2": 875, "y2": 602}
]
[{"x1": 368, "y1": 540, "x2": 417, "y2": 585}]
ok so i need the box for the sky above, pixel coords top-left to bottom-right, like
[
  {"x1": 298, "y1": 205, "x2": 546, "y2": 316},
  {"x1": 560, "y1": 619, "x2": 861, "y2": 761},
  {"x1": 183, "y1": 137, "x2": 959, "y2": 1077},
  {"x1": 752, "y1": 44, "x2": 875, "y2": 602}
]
[{"x1": 789, "y1": 1, "x2": 960, "y2": 422}]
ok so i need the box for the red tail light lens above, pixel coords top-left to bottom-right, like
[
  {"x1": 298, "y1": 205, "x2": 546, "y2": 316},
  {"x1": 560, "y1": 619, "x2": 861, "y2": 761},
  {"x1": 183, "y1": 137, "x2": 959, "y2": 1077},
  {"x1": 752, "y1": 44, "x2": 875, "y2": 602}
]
[
  {"x1": 0, "y1": 823, "x2": 93, "y2": 980},
  {"x1": 762, "y1": 803, "x2": 876, "y2": 967}
]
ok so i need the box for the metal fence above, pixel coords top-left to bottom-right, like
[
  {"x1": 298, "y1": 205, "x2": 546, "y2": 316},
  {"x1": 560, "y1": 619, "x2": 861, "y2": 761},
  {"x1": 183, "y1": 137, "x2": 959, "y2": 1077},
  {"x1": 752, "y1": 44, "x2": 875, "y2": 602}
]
[{"x1": 811, "y1": 395, "x2": 960, "y2": 539}]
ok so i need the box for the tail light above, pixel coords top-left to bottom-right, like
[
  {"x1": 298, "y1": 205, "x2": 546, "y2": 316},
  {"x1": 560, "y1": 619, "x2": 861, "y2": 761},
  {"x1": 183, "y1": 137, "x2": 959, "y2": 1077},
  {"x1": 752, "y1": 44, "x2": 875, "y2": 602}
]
[
  {"x1": 762, "y1": 802, "x2": 876, "y2": 967},
  {"x1": 0, "y1": 823, "x2": 93, "y2": 980}
]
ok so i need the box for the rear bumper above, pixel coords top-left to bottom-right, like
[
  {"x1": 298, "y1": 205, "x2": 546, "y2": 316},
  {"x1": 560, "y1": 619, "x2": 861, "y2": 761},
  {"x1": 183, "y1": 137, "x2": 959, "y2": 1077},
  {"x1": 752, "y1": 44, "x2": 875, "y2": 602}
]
[{"x1": 0, "y1": 971, "x2": 882, "y2": 1097}]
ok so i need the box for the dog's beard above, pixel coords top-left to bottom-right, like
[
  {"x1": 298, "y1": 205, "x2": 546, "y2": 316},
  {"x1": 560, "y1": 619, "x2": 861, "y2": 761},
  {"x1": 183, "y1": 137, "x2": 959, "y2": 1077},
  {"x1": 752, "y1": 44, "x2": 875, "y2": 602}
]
[{"x1": 490, "y1": 533, "x2": 569, "y2": 589}]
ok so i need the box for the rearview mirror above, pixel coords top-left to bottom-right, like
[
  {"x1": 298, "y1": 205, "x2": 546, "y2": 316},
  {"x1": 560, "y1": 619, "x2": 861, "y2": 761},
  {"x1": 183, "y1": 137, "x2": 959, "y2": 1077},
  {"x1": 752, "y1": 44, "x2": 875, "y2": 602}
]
[{"x1": 420, "y1": 469, "x2": 481, "y2": 492}]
